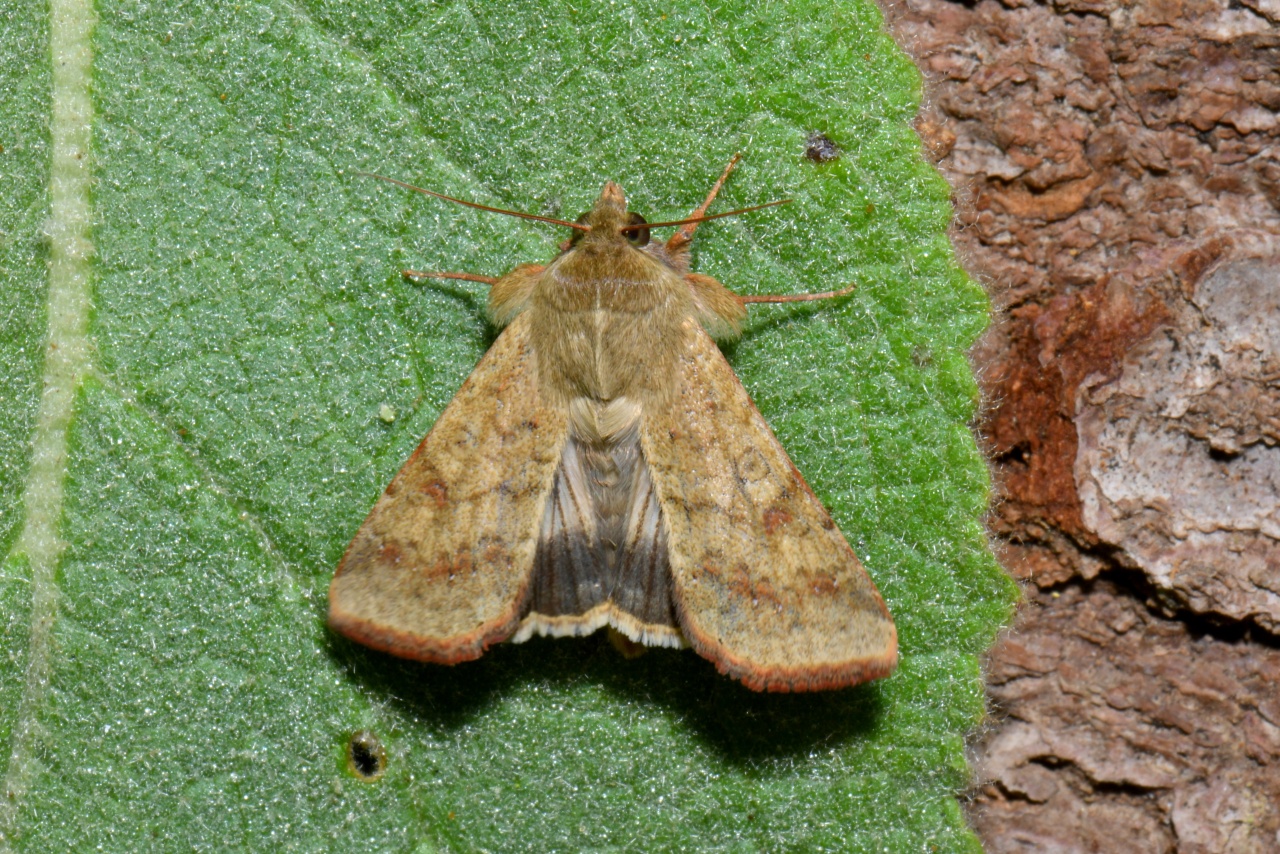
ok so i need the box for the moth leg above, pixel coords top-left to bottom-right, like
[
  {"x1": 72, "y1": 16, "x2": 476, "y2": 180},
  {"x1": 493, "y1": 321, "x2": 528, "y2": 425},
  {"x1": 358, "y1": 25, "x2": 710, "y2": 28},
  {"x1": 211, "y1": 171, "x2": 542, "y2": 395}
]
[
  {"x1": 685, "y1": 270, "x2": 856, "y2": 336},
  {"x1": 740, "y1": 283, "x2": 858, "y2": 304},
  {"x1": 666, "y1": 153, "x2": 742, "y2": 252},
  {"x1": 400, "y1": 264, "x2": 547, "y2": 328},
  {"x1": 402, "y1": 270, "x2": 499, "y2": 285}
]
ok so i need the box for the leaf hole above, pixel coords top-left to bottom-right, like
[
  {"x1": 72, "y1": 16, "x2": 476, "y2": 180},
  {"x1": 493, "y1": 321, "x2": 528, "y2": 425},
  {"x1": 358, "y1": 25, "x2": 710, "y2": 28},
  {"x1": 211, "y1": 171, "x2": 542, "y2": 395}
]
[{"x1": 346, "y1": 730, "x2": 386, "y2": 782}]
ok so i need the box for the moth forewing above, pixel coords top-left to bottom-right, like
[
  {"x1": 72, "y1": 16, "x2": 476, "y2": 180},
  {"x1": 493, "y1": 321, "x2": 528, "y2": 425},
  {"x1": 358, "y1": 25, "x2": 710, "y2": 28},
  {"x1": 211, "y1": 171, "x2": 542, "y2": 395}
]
[
  {"x1": 641, "y1": 323, "x2": 897, "y2": 692},
  {"x1": 328, "y1": 313, "x2": 568, "y2": 663}
]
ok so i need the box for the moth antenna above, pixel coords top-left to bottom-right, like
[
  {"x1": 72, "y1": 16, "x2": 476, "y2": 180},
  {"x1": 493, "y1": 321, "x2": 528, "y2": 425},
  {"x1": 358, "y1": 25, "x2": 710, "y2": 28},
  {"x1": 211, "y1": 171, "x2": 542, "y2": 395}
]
[
  {"x1": 740, "y1": 283, "x2": 857, "y2": 304},
  {"x1": 402, "y1": 270, "x2": 499, "y2": 285},
  {"x1": 356, "y1": 171, "x2": 591, "y2": 232},
  {"x1": 622, "y1": 200, "x2": 791, "y2": 232}
]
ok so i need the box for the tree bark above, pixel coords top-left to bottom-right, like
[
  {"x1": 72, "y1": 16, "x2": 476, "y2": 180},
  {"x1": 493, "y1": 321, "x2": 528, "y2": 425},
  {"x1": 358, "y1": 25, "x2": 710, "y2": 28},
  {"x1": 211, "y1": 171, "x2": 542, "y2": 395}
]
[{"x1": 884, "y1": 1, "x2": 1280, "y2": 849}]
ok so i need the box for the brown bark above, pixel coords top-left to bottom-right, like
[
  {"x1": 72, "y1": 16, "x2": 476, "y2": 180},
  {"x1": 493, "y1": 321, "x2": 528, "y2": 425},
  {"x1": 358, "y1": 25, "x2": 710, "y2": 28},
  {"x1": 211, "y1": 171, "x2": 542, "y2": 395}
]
[{"x1": 884, "y1": 0, "x2": 1280, "y2": 849}]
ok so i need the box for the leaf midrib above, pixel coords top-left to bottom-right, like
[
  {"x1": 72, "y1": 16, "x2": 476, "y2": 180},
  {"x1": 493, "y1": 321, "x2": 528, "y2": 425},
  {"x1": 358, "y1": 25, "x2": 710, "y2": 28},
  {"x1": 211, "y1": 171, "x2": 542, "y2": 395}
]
[{"x1": 0, "y1": 0, "x2": 96, "y2": 838}]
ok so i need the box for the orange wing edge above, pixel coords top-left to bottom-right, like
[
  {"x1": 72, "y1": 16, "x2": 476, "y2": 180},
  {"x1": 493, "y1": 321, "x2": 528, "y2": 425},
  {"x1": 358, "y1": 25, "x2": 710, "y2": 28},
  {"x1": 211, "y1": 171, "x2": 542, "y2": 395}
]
[
  {"x1": 678, "y1": 611, "x2": 897, "y2": 692},
  {"x1": 328, "y1": 591, "x2": 528, "y2": 666}
]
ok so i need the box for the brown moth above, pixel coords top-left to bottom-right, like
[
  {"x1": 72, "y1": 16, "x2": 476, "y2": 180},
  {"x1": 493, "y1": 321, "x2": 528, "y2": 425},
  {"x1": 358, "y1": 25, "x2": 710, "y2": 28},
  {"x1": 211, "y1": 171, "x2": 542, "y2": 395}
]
[{"x1": 329, "y1": 157, "x2": 898, "y2": 692}]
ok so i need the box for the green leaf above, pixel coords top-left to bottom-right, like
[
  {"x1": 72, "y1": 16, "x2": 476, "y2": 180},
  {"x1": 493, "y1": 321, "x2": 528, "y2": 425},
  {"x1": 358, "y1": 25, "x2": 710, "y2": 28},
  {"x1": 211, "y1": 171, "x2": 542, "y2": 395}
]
[{"x1": 2, "y1": 0, "x2": 1017, "y2": 850}]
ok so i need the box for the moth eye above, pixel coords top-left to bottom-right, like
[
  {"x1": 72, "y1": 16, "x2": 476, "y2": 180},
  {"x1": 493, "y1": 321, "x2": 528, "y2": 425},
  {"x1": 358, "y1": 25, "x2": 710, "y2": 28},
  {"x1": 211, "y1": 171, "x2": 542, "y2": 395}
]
[{"x1": 625, "y1": 212, "x2": 650, "y2": 247}]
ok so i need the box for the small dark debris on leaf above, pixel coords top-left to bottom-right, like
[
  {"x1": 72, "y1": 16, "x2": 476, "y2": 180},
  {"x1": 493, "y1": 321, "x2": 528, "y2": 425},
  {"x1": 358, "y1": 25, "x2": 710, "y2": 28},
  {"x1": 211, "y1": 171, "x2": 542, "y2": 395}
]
[{"x1": 805, "y1": 132, "x2": 842, "y2": 163}]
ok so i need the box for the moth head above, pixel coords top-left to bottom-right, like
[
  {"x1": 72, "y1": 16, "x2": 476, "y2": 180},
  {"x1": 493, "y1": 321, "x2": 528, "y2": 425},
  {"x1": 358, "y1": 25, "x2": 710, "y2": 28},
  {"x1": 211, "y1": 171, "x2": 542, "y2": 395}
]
[
  {"x1": 570, "y1": 182, "x2": 791, "y2": 255},
  {"x1": 571, "y1": 183, "x2": 650, "y2": 249}
]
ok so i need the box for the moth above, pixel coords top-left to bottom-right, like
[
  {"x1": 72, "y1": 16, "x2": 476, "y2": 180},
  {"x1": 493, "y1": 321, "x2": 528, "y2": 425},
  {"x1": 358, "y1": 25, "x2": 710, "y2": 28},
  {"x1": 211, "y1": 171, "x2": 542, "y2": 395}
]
[{"x1": 329, "y1": 157, "x2": 898, "y2": 692}]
